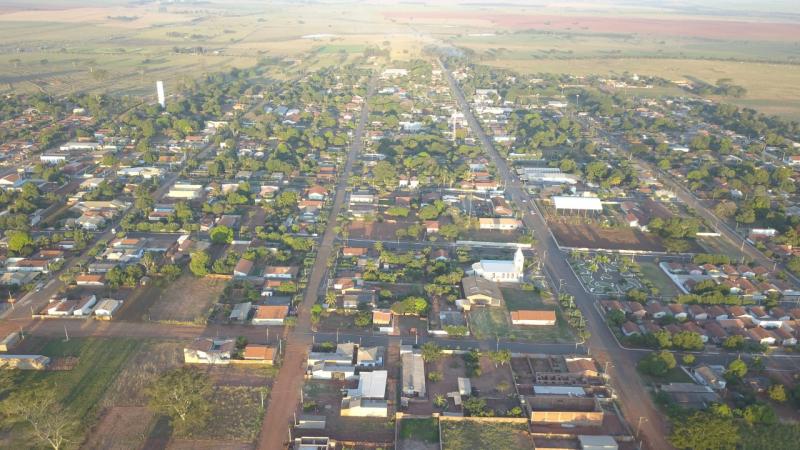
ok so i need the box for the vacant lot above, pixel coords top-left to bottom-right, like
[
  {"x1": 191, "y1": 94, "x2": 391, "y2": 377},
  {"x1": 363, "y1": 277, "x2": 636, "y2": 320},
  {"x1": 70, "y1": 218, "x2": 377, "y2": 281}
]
[
  {"x1": 501, "y1": 287, "x2": 549, "y2": 311},
  {"x1": 180, "y1": 386, "x2": 268, "y2": 442},
  {"x1": 348, "y1": 219, "x2": 410, "y2": 241},
  {"x1": 551, "y1": 222, "x2": 666, "y2": 252},
  {"x1": 440, "y1": 419, "x2": 531, "y2": 450},
  {"x1": 399, "y1": 418, "x2": 440, "y2": 450},
  {"x1": 147, "y1": 272, "x2": 226, "y2": 323},
  {"x1": 101, "y1": 341, "x2": 184, "y2": 407},
  {"x1": 468, "y1": 306, "x2": 573, "y2": 343},
  {"x1": 639, "y1": 261, "x2": 681, "y2": 298}
]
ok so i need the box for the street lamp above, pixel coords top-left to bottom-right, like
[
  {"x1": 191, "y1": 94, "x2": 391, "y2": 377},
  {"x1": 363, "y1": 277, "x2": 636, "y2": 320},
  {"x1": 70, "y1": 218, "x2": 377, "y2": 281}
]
[{"x1": 636, "y1": 416, "x2": 648, "y2": 439}]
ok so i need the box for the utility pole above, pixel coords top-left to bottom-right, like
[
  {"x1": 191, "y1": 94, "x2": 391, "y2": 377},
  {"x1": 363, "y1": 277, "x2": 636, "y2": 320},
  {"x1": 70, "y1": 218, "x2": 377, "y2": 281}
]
[{"x1": 63, "y1": 325, "x2": 69, "y2": 342}]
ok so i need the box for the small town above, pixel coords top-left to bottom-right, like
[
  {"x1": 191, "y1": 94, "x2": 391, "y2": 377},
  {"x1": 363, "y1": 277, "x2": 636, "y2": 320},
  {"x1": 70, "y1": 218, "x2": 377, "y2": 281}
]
[{"x1": 0, "y1": 1, "x2": 799, "y2": 450}]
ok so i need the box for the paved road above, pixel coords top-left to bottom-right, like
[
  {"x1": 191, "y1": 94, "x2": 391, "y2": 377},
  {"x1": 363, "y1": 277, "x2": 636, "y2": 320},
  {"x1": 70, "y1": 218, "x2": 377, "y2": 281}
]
[
  {"x1": 257, "y1": 73, "x2": 376, "y2": 450},
  {"x1": 439, "y1": 59, "x2": 671, "y2": 450}
]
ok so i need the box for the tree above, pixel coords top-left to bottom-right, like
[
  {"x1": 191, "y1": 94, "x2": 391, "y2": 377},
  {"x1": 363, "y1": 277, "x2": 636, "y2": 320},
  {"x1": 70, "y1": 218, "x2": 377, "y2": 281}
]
[
  {"x1": 488, "y1": 349, "x2": 511, "y2": 367},
  {"x1": 669, "y1": 411, "x2": 739, "y2": 450},
  {"x1": 3, "y1": 387, "x2": 77, "y2": 450},
  {"x1": 638, "y1": 350, "x2": 676, "y2": 377},
  {"x1": 433, "y1": 394, "x2": 447, "y2": 408},
  {"x1": 189, "y1": 251, "x2": 210, "y2": 277},
  {"x1": 672, "y1": 331, "x2": 704, "y2": 351},
  {"x1": 682, "y1": 354, "x2": 696, "y2": 365},
  {"x1": 768, "y1": 384, "x2": 787, "y2": 403},
  {"x1": 6, "y1": 230, "x2": 33, "y2": 254},
  {"x1": 209, "y1": 225, "x2": 234, "y2": 244},
  {"x1": 161, "y1": 264, "x2": 182, "y2": 281},
  {"x1": 146, "y1": 367, "x2": 212, "y2": 432},
  {"x1": 420, "y1": 342, "x2": 442, "y2": 363},
  {"x1": 606, "y1": 309, "x2": 625, "y2": 326},
  {"x1": 725, "y1": 358, "x2": 748, "y2": 380}
]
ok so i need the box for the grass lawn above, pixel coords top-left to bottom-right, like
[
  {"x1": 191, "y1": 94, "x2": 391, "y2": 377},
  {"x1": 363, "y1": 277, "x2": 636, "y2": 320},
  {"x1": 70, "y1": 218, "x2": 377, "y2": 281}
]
[
  {"x1": 400, "y1": 418, "x2": 439, "y2": 443},
  {"x1": 440, "y1": 419, "x2": 530, "y2": 450},
  {"x1": 638, "y1": 262, "x2": 680, "y2": 298},
  {"x1": 501, "y1": 287, "x2": 549, "y2": 311},
  {"x1": 468, "y1": 306, "x2": 574, "y2": 343}
]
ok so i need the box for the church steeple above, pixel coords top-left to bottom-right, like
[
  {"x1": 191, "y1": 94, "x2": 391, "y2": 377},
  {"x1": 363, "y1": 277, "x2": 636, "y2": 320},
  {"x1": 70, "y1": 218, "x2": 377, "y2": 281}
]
[{"x1": 514, "y1": 247, "x2": 524, "y2": 273}]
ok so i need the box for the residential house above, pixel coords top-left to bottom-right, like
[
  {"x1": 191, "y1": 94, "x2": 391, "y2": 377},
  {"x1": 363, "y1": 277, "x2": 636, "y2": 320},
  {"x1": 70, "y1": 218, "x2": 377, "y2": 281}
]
[
  {"x1": 243, "y1": 345, "x2": 276, "y2": 364},
  {"x1": 511, "y1": 310, "x2": 557, "y2": 326},
  {"x1": 94, "y1": 299, "x2": 122, "y2": 318},
  {"x1": 621, "y1": 321, "x2": 641, "y2": 336},
  {"x1": 263, "y1": 266, "x2": 299, "y2": 280},
  {"x1": 251, "y1": 305, "x2": 289, "y2": 325},
  {"x1": 234, "y1": 258, "x2": 254, "y2": 278},
  {"x1": 183, "y1": 338, "x2": 234, "y2": 364},
  {"x1": 401, "y1": 347, "x2": 426, "y2": 398}
]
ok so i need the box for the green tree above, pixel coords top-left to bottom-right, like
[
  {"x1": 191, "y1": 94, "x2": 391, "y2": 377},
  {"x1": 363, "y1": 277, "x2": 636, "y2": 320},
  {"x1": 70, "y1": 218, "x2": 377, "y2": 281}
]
[
  {"x1": 146, "y1": 367, "x2": 212, "y2": 432},
  {"x1": 189, "y1": 251, "x2": 210, "y2": 277},
  {"x1": 768, "y1": 384, "x2": 787, "y2": 403},
  {"x1": 3, "y1": 387, "x2": 77, "y2": 450},
  {"x1": 725, "y1": 358, "x2": 748, "y2": 380},
  {"x1": 672, "y1": 331, "x2": 704, "y2": 351},
  {"x1": 209, "y1": 225, "x2": 234, "y2": 244},
  {"x1": 606, "y1": 309, "x2": 626, "y2": 326},
  {"x1": 488, "y1": 349, "x2": 511, "y2": 367},
  {"x1": 420, "y1": 342, "x2": 442, "y2": 363},
  {"x1": 6, "y1": 230, "x2": 33, "y2": 254},
  {"x1": 638, "y1": 350, "x2": 676, "y2": 377},
  {"x1": 670, "y1": 411, "x2": 739, "y2": 450}
]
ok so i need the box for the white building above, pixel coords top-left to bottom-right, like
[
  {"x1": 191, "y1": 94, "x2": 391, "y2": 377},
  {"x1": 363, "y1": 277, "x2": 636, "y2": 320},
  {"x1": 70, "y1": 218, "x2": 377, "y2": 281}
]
[
  {"x1": 472, "y1": 247, "x2": 524, "y2": 283},
  {"x1": 553, "y1": 196, "x2": 603, "y2": 212},
  {"x1": 94, "y1": 299, "x2": 122, "y2": 318}
]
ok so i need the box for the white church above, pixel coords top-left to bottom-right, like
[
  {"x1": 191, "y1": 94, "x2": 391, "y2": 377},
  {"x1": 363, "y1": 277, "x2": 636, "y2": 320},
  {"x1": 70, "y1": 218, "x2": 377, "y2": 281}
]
[{"x1": 471, "y1": 247, "x2": 524, "y2": 283}]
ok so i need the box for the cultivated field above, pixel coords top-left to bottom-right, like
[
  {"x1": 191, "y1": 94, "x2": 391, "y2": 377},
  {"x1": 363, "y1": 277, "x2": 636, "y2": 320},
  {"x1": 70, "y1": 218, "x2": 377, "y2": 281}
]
[{"x1": 550, "y1": 222, "x2": 667, "y2": 252}]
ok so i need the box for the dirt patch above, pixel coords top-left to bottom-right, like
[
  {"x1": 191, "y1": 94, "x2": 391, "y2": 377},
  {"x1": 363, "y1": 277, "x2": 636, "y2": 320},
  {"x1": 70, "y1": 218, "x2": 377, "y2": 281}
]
[
  {"x1": 348, "y1": 219, "x2": 410, "y2": 240},
  {"x1": 85, "y1": 406, "x2": 154, "y2": 450},
  {"x1": 147, "y1": 272, "x2": 226, "y2": 323},
  {"x1": 550, "y1": 222, "x2": 666, "y2": 252}
]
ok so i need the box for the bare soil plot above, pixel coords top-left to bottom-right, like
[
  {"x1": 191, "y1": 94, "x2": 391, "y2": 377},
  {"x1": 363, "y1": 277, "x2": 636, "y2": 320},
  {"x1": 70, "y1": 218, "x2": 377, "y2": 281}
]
[
  {"x1": 348, "y1": 219, "x2": 409, "y2": 240},
  {"x1": 147, "y1": 272, "x2": 226, "y2": 323},
  {"x1": 550, "y1": 222, "x2": 666, "y2": 252},
  {"x1": 85, "y1": 406, "x2": 155, "y2": 450}
]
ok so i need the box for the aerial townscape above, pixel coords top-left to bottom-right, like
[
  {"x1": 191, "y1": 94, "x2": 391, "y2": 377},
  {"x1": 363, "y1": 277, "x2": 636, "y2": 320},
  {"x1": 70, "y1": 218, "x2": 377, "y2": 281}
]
[{"x1": 0, "y1": 1, "x2": 799, "y2": 449}]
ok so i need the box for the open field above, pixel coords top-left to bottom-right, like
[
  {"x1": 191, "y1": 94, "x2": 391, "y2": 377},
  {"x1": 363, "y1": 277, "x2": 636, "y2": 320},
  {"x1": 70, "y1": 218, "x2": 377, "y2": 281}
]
[{"x1": 439, "y1": 419, "x2": 531, "y2": 450}]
